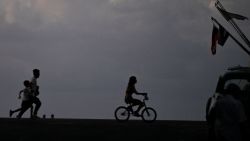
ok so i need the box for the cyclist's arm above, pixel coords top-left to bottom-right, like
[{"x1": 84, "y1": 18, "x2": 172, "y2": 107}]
[
  {"x1": 136, "y1": 92, "x2": 147, "y2": 96},
  {"x1": 134, "y1": 88, "x2": 147, "y2": 96}
]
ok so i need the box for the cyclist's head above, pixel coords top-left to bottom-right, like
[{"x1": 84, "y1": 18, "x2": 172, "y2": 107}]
[
  {"x1": 23, "y1": 80, "x2": 30, "y2": 87},
  {"x1": 129, "y1": 76, "x2": 137, "y2": 85}
]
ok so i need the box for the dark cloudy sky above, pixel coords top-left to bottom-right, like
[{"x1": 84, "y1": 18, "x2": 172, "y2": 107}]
[{"x1": 0, "y1": 0, "x2": 249, "y2": 120}]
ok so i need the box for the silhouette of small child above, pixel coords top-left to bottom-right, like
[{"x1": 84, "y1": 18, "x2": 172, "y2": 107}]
[
  {"x1": 9, "y1": 80, "x2": 33, "y2": 118},
  {"x1": 125, "y1": 76, "x2": 147, "y2": 117}
]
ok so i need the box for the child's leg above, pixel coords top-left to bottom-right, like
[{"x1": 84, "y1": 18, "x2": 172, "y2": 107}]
[
  {"x1": 9, "y1": 107, "x2": 22, "y2": 117},
  {"x1": 12, "y1": 108, "x2": 22, "y2": 113},
  {"x1": 32, "y1": 97, "x2": 41, "y2": 116},
  {"x1": 17, "y1": 101, "x2": 32, "y2": 118},
  {"x1": 30, "y1": 105, "x2": 34, "y2": 118}
]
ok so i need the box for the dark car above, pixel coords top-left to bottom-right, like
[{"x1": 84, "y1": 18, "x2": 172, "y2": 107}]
[{"x1": 209, "y1": 66, "x2": 250, "y2": 122}]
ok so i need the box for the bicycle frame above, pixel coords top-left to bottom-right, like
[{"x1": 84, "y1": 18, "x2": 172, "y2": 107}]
[
  {"x1": 127, "y1": 97, "x2": 148, "y2": 115},
  {"x1": 114, "y1": 95, "x2": 157, "y2": 122},
  {"x1": 143, "y1": 98, "x2": 148, "y2": 108}
]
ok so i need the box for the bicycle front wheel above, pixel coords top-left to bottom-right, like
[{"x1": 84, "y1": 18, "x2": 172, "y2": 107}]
[
  {"x1": 141, "y1": 107, "x2": 157, "y2": 123},
  {"x1": 114, "y1": 106, "x2": 130, "y2": 122}
]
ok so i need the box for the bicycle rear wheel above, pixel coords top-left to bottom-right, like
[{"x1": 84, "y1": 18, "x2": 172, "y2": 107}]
[
  {"x1": 141, "y1": 107, "x2": 157, "y2": 123},
  {"x1": 114, "y1": 106, "x2": 130, "y2": 122}
]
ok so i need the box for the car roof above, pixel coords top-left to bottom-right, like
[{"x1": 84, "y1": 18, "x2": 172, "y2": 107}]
[{"x1": 222, "y1": 66, "x2": 250, "y2": 80}]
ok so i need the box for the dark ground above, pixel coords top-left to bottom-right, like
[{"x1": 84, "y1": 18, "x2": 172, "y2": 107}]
[
  {"x1": 0, "y1": 118, "x2": 211, "y2": 141},
  {"x1": 0, "y1": 118, "x2": 209, "y2": 141}
]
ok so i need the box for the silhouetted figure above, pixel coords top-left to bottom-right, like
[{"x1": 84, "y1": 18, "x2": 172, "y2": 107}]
[
  {"x1": 30, "y1": 69, "x2": 42, "y2": 118},
  {"x1": 213, "y1": 83, "x2": 247, "y2": 141},
  {"x1": 51, "y1": 114, "x2": 54, "y2": 119},
  {"x1": 14, "y1": 80, "x2": 34, "y2": 119},
  {"x1": 241, "y1": 82, "x2": 250, "y2": 141},
  {"x1": 9, "y1": 86, "x2": 33, "y2": 117},
  {"x1": 242, "y1": 81, "x2": 250, "y2": 120},
  {"x1": 125, "y1": 76, "x2": 147, "y2": 116},
  {"x1": 206, "y1": 93, "x2": 221, "y2": 141}
]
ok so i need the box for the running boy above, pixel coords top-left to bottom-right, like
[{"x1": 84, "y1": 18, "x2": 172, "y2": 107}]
[{"x1": 9, "y1": 80, "x2": 33, "y2": 118}]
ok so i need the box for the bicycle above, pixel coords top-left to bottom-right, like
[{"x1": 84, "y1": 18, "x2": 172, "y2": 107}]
[{"x1": 114, "y1": 95, "x2": 157, "y2": 123}]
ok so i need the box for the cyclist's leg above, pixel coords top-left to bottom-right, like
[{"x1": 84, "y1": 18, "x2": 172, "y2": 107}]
[
  {"x1": 130, "y1": 99, "x2": 139, "y2": 107},
  {"x1": 131, "y1": 99, "x2": 144, "y2": 114},
  {"x1": 126, "y1": 97, "x2": 136, "y2": 111},
  {"x1": 127, "y1": 104, "x2": 133, "y2": 111}
]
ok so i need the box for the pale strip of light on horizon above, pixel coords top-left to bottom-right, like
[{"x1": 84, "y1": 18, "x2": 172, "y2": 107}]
[
  {"x1": 109, "y1": 0, "x2": 124, "y2": 5},
  {"x1": 2, "y1": 0, "x2": 66, "y2": 25},
  {"x1": 4, "y1": 0, "x2": 15, "y2": 24}
]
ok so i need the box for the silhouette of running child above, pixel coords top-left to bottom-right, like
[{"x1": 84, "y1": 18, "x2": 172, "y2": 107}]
[
  {"x1": 29, "y1": 69, "x2": 41, "y2": 118},
  {"x1": 10, "y1": 69, "x2": 42, "y2": 119},
  {"x1": 125, "y1": 76, "x2": 147, "y2": 117},
  {"x1": 9, "y1": 80, "x2": 33, "y2": 118},
  {"x1": 9, "y1": 81, "x2": 33, "y2": 118}
]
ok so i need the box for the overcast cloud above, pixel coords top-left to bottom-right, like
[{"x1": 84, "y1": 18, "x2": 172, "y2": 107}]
[{"x1": 0, "y1": 0, "x2": 249, "y2": 120}]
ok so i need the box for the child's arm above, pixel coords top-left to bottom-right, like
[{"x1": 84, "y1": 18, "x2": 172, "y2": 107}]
[{"x1": 18, "y1": 90, "x2": 23, "y2": 99}]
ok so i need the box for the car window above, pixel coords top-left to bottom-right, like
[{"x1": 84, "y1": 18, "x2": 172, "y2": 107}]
[{"x1": 224, "y1": 79, "x2": 249, "y2": 91}]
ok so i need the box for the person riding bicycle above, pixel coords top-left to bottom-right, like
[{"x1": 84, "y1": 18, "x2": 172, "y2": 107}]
[{"x1": 125, "y1": 76, "x2": 147, "y2": 117}]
